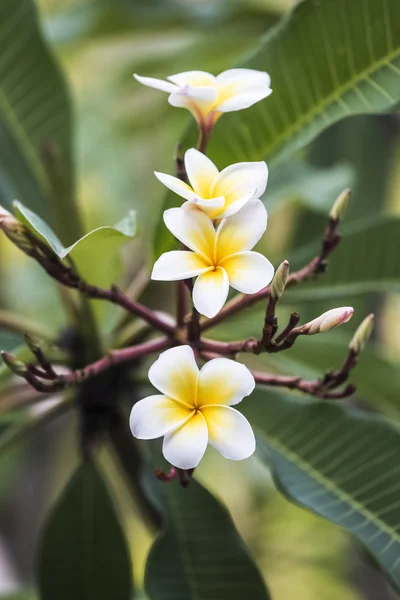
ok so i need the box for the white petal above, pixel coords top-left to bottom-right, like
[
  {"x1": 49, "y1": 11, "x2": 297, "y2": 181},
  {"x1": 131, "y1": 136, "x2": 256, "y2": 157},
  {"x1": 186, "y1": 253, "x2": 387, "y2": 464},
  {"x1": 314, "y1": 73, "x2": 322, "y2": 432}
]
[
  {"x1": 184, "y1": 196, "x2": 225, "y2": 218},
  {"x1": 134, "y1": 74, "x2": 178, "y2": 94},
  {"x1": 216, "y1": 68, "x2": 271, "y2": 89},
  {"x1": 216, "y1": 182, "x2": 256, "y2": 219},
  {"x1": 215, "y1": 199, "x2": 267, "y2": 259},
  {"x1": 217, "y1": 88, "x2": 273, "y2": 112},
  {"x1": 201, "y1": 405, "x2": 255, "y2": 461},
  {"x1": 163, "y1": 206, "x2": 215, "y2": 260},
  {"x1": 163, "y1": 412, "x2": 208, "y2": 469},
  {"x1": 168, "y1": 71, "x2": 216, "y2": 87},
  {"x1": 151, "y1": 251, "x2": 211, "y2": 281},
  {"x1": 212, "y1": 161, "x2": 268, "y2": 199},
  {"x1": 193, "y1": 267, "x2": 229, "y2": 318},
  {"x1": 221, "y1": 251, "x2": 274, "y2": 294},
  {"x1": 197, "y1": 358, "x2": 255, "y2": 407},
  {"x1": 148, "y1": 346, "x2": 199, "y2": 406},
  {"x1": 129, "y1": 394, "x2": 192, "y2": 440},
  {"x1": 184, "y1": 148, "x2": 219, "y2": 197},
  {"x1": 154, "y1": 172, "x2": 197, "y2": 203}
]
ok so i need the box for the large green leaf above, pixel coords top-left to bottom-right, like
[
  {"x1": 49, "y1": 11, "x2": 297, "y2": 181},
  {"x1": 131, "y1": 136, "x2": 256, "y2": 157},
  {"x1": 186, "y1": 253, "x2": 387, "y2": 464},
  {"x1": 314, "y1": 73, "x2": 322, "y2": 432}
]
[
  {"x1": 145, "y1": 471, "x2": 270, "y2": 600},
  {"x1": 286, "y1": 215, "x2": 400, "y2": 300},
  {"x1": 38, "y1": 461, "x2": 132, "y2": 600},
  {"x1": 0, "y1": 0, "x2": 82, "y2": 244},
  {"x1": 243, "y1": 390, "x2": 400, "y2": 593},
  {"x1": 14, "y1": 201, "x2": 136, "y2": 289},
  {"x1": 207, "y1": 0, "x2": 400, "y2": 165}
]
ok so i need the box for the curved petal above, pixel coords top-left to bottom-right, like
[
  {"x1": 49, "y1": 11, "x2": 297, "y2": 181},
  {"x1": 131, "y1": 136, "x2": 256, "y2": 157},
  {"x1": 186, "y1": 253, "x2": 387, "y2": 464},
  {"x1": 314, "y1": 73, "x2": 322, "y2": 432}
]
[
  {"x1": 212, "y1": 161, "x2": 268, "y2": 199},
  {"x1": 151, "y1": 251, "x2": 211, "y2": 281},
  {"x1": 134, "y1": 74, "x2": 178, "y2": 94},
  {"x1": 163, "y1": 206, "x2": 215, "y2": 261},
  {"x1": 201, "y1": 405, "x2": 255, "y2": 460},
  {"x1": 216, "y1": 68, "x2": 271, "y2": 89},
  {"x1": 154, "y1": 172, "x2": 197, "y2": 203},
  {"x1": 168, "y1": 71, "x2": 216, "y2": 87},
  {"x1": 184, "y1": 148, "x2": 219, "y2": 197},
  {"x1": 216, "y1": 182, "x2": 256, "y2": 218},
  {"x1": 184, "y1": 196, "x2": 225, "y2": 218},
  {"x1": 221, "y1": 251, "x2": 274, "y2": 294},
  {"x1": 217, "y1": 88, "x2": 272, "y2": 112},
  {"x1": 163, "y1": 411, "x2": 208, "y2": 469},
  {"x1": 215, "y1": 199, "x2": 267, "y2": 260},
  {"x1": 197, "y1": 358, "x2": 255, "y2": 407},
  {"x1": 129, "y1": 394, "x2": 193, "y2": 440},
  {"x1": 148, "y1": 346, "x2": 199, "y2": 407},
  {"x1": 193, "y1": 267, "x2": 229, "y2": 318}
]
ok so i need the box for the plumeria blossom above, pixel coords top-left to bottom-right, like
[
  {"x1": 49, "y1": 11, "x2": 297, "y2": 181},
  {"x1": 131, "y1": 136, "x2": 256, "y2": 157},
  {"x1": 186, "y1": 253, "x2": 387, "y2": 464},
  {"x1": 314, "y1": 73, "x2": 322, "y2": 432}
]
[
  {"x1": 155, "y1": 148, "x2": 268, "y2": 219},
  {"x1": 134, "y1": 69, "x2": 272, "y2": 128},
  {"x1": 129, "y1": 346, "x2": 256, "y2": 469},
  {"x1": 302, "y1": 307, "x2": 354, "y2": 335},
  {"x1": 152, "y1": 200, "x2": 274, "y2": 318}
]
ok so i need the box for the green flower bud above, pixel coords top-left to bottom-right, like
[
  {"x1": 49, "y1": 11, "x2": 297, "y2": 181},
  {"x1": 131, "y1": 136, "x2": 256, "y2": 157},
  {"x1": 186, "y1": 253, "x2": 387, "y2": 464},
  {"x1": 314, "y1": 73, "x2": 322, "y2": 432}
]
[
  {"x1": 349, "y1": 313, "x2": 374, "y2": 354},
  {"x1": 330, "y1": 189, "x2": 351, "y2": 221},
  {"x1": 271, "y1": 260, "x2": 289, "y2": 300},
  {"x1": 1, "y1": 351, "x2": 27, "y2": 376}
]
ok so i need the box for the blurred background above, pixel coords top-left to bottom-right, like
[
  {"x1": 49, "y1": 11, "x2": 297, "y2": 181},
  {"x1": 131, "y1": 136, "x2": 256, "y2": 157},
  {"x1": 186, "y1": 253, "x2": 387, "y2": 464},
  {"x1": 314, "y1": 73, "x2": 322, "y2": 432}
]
[{"x1": 0, "y1": 0, "x2": 399, "y2": 598}]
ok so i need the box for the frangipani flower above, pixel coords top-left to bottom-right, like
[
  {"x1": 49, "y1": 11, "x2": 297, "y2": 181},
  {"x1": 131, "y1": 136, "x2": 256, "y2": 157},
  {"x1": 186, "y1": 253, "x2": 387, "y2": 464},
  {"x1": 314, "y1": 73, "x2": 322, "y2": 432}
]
[
  {"x1": 129, "y1": 346, "x2": 256, "y2": 469},
  {"x1": 134, "y1": 69, "x2": 272, "y2": 128},
  {"x1": 155, "y1": 148, "x2": 268, "y2": 219},
  {"x1": 152, "y1": 200, "x2": 274, "y2": 318},
  {"x1": 302, "y1": 307, "x2": 354, "y2": 335}
]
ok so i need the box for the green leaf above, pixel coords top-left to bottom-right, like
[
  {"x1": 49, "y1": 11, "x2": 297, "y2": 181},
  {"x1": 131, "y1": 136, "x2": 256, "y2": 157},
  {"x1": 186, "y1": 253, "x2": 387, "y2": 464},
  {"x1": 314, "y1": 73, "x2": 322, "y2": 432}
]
[
  {"x1": 145, "y1": 473, "x2": 270, "y2": 600},
  {"x1": 243, "y1": 390, "x2": 400, "y2": 593},
  {"x1": 0, "y1": 0, "x2": 82, "y2": 244},
  {"x1": 207, "y1": 0, "x2": 400, "y2": 165},
  {"x1": 286, "y1": 215, "x2": 400, "y2": 300},
  {"x1": 0, "y1": 591, "x2": 37, "y2": 600},
  {"x1": 38, "y1": 461, "x2": 132, "y2": 600},
  {"x1": 14, "y1": 202, "x2": 136, "y2": 288}
]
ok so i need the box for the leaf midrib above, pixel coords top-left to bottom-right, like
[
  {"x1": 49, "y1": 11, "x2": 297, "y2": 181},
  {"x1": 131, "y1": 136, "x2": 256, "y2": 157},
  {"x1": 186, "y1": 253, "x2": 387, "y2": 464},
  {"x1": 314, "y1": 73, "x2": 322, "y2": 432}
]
[
  {"x1": 258, "y1": 430, "x2": 400, "y2": 544},
  {"x1": 264, "y1": 46, "x2": 400, "y2": 159},
  {"x1": 0, "y1": 85, "x2": 47, "y2": 193}
]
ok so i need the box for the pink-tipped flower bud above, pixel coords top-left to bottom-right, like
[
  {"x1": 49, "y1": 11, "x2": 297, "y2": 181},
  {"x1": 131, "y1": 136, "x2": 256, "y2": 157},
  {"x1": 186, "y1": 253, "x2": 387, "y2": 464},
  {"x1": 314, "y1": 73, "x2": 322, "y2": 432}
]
[
  {"x1": 349, "y1": 313, "x2": 374, "y2": 354},
  {"x1": 302, "y1": 307, "x2": 354, "y2": 335}
]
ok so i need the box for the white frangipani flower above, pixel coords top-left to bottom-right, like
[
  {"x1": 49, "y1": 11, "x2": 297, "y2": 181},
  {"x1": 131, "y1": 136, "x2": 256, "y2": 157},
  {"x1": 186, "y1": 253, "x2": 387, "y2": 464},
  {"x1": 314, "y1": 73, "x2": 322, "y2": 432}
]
[
  {"x1": 134, "y1": 69, "x2": 272, "y2": 127},
  {"x1": 155, "y1": 148, "x2": 268, "y2": 219},
  {"x1": 130, "y1": 346, "x2": 256, "y2": 469},
  {"x1": 151, "y1": 200, "x2": 274, "y2": 318}
]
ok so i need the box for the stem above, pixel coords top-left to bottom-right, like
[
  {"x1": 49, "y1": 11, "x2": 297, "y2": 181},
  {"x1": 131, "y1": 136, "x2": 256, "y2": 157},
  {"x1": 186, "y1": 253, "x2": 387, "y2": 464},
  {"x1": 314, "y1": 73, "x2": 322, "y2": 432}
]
[
  {"x1": 177, "y1": 282, "x2": 188, "y2": 329},
  {"x1": 252, "y1": 370, "x2": 356, "y2": 399}
]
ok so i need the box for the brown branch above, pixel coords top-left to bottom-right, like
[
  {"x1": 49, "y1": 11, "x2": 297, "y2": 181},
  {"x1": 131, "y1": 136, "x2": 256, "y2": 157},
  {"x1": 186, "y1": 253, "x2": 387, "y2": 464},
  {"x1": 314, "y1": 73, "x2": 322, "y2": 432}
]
[
  {"x1": 253, "y1": 370, "x2": 356, "y2": 400},
  {"x1": 200, "y1": 213, "x2": 343, "y2": 332},
  {"x1": 3, "y1": 337, "x2": 171, "y2": 394},
  {"x1": 22, "y1": 235, "x2": 175, "y2": 336}
]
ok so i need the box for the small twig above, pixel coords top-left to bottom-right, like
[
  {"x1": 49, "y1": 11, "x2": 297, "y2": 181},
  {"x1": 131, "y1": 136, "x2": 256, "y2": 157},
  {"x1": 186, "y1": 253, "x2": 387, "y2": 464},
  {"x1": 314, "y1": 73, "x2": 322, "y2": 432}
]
[
  {"x1": 4, "y1": 337, "x2": 171, "y2": 394},
  {"x1": 274, "y1": 312, "x2": 301, "y2": 345},
  {"x1": 252, "y1": 371, "x2": 356, "y2": 400}
]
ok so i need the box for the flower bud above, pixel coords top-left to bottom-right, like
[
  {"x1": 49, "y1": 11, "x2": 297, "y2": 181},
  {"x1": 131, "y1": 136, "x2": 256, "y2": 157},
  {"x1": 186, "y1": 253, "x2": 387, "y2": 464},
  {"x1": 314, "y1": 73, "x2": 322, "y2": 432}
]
[
  {"x1": 302, "y1": 307, "x2": 354, "y2": 335},
  {"x1": 349, "y1": 313, "x2": 374, "y2": 354},
  {"x1": 330, "y1": 189, "x2": 351, "y2": 221},
  {"x1": 0, "y1": 205, "x2": 32, "y2": 253},
  {"x1": 271, "y1": 260, "x2": 289, "y2": 300},
  {"x1": 1, "y1": 351, "x2": 27, "y2": 376},
  {"x1": 24, "y1": 333, "x2": 41, "y2": 355}
]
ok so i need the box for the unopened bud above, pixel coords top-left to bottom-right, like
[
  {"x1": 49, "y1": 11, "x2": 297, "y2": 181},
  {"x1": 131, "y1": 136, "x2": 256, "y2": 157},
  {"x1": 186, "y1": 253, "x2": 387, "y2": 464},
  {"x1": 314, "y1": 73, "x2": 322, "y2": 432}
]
[
  {"x1": 0, "y1": 205, "x2": 32, "y2": 253},
  {"x1": 349, "y1": 313, "x2": 374, "y2": 354},
  {"x1": 1, "y1": 351, "x2": 27, "y2": 376},
  {"x1": 24, "y1": 333, "x2": 41, "y2": 355},
  {"x1": 302, "y1": 307, "x2": 354, "y2": 335},
  {"x1": 330, "y1": 189, "x2": 351, "y2": 221},
  {"x1": 271, "y1": 260, "x2": 289, "y2": 300}
]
